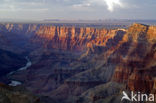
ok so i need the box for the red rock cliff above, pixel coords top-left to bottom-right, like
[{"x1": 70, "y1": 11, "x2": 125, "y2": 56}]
[
  {"x1": 32, "y1": 26, "x2": 121, "y2": 51},
  {"x1": 112, "y1": 23, "x2": 156, "y2": 93}
]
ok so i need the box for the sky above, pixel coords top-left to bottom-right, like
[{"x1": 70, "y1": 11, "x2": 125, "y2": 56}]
[{"x1": 0, "y1": 0, "x2": 156, "y2": 21}]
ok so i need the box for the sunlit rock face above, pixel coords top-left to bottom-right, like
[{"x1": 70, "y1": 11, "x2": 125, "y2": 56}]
[
  {"x1": 75, "y1": 23, "x2": 156, "y2": 103},
  {"x1": 112, "y1": 23, "x2": 156, "y2": 93},
  {"x1": 32, "y1": 26, "x2": 120, "y2": 51},
  {"x1": 1, "y1": 23, "x2": 156, "y2": 103},
  {"x1": 1, "y1": 23, "x2": 123, "y2": 52}
]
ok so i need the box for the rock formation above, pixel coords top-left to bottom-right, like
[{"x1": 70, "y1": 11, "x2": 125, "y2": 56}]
[
  {"x1": 0, "y1": 23, "x2": 156, "y2": 103},
  {"x1": 112, "y1": 23, "x2": 156, "y2": 94}
]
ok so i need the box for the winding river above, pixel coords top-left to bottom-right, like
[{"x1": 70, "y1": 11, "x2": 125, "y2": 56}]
[{"x1": 8, "y1": 56, "x2": 32, "y2": 86}]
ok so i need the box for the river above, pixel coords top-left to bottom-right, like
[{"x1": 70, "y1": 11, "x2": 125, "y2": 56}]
[{"x1": 8, "y1": 56, "x2": 32, "y2": 86}]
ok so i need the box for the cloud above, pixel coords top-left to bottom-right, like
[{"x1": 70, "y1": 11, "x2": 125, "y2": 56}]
[
  {"x1": 0, "y1": 0, "x2": 156, "y2": 20},
  {"x1": 68, "y1": 0, "x2": 124, "y2": 12},
  {"x1": 72, "y1": 3, "x2": 91, "y2": 8},
  {"x1": 104, "y1": 0, "x2": 123, "y2": 12},
  {"x1": 0, "y1": 0, "x2": 124, "y2": 12},
  {"x1": 0, "y1": 0, "x2": 48, "y2": 12}
]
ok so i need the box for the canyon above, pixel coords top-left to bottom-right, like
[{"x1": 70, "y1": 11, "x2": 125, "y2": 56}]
[{"x1": 0, "y1": 23, "x2": 156, "y2": 103}]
